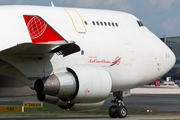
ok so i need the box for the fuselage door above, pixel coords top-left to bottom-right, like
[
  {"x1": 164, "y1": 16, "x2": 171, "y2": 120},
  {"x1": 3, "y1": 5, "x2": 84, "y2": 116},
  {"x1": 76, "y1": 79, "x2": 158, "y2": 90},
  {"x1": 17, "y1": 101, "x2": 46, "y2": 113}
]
[{"x1": 64, "y1": 9, "x2": 87, "y2": 34}]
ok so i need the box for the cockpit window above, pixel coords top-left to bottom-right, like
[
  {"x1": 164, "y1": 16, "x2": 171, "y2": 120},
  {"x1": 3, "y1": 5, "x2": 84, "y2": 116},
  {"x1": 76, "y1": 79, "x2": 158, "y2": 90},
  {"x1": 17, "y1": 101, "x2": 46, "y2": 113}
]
[{"x1": 137, "y1": 21, "x2": 144, "y2": 27}]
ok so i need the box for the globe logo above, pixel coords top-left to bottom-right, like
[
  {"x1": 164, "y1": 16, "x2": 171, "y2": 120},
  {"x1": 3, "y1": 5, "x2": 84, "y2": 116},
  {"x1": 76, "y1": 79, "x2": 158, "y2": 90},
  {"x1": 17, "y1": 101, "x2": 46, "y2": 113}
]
[{"x1": 27, "y1": 16, "x2": 47, "y2": 39}]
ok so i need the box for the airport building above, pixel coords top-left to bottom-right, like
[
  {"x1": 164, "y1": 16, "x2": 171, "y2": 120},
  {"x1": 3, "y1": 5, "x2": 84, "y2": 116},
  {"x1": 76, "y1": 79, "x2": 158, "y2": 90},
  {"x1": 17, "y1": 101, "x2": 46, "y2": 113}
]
[{"x1": 159, "y1": 36, "x2": 180, "y2": 81}]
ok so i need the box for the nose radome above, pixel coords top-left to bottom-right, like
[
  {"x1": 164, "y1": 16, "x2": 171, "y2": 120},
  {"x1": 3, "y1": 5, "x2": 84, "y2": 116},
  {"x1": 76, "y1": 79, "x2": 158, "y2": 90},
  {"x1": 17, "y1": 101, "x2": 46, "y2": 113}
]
[
  {"x1": 169, "y1": 48, "x2": 176, "y2": 70},
  {"x1": 163, "y1": 46, "x2": 176, "y2": 75}
]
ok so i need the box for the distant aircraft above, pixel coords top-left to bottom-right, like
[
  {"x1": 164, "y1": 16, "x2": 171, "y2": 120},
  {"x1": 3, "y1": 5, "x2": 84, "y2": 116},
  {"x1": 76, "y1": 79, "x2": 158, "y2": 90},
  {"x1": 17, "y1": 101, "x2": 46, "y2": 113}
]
[{"x1": 0, "y1": 5, "x2": 175, "y2": 118}]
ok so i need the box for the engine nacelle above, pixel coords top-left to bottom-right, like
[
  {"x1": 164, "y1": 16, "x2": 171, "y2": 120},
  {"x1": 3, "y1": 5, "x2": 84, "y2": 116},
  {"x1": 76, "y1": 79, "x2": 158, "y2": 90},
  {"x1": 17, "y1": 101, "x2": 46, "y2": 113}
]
[
  {"x1": 37, "y1": 93, "x2": 69, "y2": 106},
  {"x1": 34, "y1": 64, "x2": 112, "y2": 103},
  {"x1": 68, "y1": 65, "x2": 112, "y2": 103},
  {"x1": 37, "y1": 93, "x2": 104, "y2": 111},
  {"x1": 60, "y1": 100, "x2": 105, "y2": 111}
]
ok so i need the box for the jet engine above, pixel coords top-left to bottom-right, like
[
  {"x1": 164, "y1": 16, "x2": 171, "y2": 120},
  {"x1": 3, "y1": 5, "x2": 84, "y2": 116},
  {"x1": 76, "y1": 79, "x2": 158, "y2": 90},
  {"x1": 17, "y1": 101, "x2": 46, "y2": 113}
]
[
  {"x1": 37, "y1": 93, "x2": 105, "y2": 111},
  {"x1": 34, "y1": 64, "x2": 112, "y2": 103}
]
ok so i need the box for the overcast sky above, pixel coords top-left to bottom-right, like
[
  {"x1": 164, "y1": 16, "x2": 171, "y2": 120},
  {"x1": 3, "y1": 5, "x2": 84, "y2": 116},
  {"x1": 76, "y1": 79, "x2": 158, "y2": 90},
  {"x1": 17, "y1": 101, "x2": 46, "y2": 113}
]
[{"x1": 0, "y1": 0, "x2": 179, "y2": 37}]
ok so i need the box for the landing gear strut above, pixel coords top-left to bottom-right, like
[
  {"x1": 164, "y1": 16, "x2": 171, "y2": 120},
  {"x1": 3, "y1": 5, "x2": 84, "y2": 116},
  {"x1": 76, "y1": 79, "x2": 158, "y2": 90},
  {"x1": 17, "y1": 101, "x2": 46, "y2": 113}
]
[{"x1": 109, "y1": 91, "x2": 127, "y2": 118}]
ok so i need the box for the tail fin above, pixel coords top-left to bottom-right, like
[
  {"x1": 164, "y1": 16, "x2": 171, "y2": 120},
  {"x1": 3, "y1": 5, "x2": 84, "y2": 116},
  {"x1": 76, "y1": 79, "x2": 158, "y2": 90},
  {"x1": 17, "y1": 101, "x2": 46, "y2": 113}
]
[{"x1": 23, "y1": 15, "x2": 65, "y2": 43}]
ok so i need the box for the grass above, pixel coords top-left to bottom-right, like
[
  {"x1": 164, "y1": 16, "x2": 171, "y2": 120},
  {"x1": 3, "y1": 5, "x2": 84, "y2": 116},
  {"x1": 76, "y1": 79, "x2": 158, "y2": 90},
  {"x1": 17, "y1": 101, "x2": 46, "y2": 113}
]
[{"x1": 0, "y1": 101, "x2": 180, "y2": 116}]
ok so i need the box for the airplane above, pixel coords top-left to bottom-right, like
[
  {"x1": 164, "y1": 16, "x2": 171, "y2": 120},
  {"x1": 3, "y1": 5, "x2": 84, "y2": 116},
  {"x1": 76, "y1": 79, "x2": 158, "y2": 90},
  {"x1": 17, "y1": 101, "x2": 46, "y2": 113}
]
[{"x1": 0, "y1": 5, "x2": 175, "y2": 118}]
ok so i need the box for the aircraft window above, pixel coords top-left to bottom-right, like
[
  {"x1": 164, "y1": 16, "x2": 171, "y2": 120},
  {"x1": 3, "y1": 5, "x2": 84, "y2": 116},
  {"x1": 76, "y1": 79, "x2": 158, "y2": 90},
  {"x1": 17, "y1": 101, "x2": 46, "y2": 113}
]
[
  {"x1": 108, "y1": 22, "x2": 111, "y2": 26},
  {"x1": 92, "y1": 21, "x2": 95, "y2": 25},
  {"x1": 100, "y1": 22, "x2": 103, "y2": 26},
  {"x1": 96, "y1": 21, "x2": 99, "y2": 26},
  {"x1": 104, "y1": 22, "x2": 107, "y2": 26},
  {"x1": 137, "y1": 21, "x2": 144, "y2": 27},
  {"x1": 112, "y1": 22, "x2": 115, "y2": 27},
  {"x1": 115, "y1": 23, "x2": 118, "y2": 27},
  {"x1": 84, "y1": 21, "x2": 88, "y2": 25},
  {"x1": 81, "y1": 50, "x2": 84, "y2": 55}
]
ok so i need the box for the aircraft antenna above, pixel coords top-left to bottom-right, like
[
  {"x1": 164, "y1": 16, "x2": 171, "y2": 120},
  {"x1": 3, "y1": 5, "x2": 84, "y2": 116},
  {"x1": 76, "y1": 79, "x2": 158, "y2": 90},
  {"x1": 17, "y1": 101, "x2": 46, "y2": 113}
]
[{"x1": 51, "y1": 2, "x2": 54, "y2": 7}]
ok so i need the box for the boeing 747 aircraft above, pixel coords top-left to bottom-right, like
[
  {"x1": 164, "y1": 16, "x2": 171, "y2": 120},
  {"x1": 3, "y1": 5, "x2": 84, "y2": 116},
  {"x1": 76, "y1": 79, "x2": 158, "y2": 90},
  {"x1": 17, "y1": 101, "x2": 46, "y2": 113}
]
[{"x1": 0, "y1": 5, "x2": 175, "y2": 118}]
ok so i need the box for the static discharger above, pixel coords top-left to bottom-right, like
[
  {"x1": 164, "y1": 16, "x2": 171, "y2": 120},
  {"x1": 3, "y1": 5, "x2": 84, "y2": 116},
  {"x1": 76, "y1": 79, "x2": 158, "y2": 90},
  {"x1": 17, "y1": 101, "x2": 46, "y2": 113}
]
[{"x1": 0, "y1": 106, "x2": 24, "y2": 112}]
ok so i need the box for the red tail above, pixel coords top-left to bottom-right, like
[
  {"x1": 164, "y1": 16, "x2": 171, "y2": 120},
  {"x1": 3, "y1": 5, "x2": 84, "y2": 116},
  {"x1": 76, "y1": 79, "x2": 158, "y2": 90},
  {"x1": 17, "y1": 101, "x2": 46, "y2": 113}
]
[{"x1": 23, "y1": 15, "x2": 64, "y2": 43}]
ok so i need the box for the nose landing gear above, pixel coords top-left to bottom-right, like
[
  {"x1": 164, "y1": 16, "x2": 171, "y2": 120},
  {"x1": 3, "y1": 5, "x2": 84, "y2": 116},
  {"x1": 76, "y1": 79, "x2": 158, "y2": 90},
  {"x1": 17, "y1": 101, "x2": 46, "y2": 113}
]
[{"x1": 109, "y1": 91, "x2": 127, "y2": 118}]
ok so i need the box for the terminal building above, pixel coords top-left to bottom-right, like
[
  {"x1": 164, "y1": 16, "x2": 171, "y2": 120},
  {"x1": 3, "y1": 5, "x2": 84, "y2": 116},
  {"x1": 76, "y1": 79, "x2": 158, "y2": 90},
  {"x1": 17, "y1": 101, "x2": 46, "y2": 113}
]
[{"x1": 159, "y1": 36, "x2": 180, "y2": 81}]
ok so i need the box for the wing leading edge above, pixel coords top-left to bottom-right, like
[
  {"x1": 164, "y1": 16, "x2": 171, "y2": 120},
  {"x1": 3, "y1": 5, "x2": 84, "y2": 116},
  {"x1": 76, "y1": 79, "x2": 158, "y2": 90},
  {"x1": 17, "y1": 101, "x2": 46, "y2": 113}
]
[{"x1": 0, "y1": 43, "x2": 80, "y2": 57}]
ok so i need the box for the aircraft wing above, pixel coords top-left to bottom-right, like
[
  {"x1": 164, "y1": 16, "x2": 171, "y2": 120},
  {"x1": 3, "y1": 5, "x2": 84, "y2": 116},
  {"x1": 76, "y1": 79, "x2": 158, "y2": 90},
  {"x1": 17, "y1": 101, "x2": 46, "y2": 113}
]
[
  {"x1": 0, "y1": 15, "x2": 80, "y2": 57},
  {"x1": 0, "y1": 42, "x2": 80, "y2": 57}
]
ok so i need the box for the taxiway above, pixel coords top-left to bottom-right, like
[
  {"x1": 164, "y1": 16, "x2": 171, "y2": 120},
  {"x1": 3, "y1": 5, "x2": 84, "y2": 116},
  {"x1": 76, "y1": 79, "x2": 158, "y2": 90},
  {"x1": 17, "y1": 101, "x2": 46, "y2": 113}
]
[{"x1": 0, "y1": 85, "x2": 180, "y2": 120}]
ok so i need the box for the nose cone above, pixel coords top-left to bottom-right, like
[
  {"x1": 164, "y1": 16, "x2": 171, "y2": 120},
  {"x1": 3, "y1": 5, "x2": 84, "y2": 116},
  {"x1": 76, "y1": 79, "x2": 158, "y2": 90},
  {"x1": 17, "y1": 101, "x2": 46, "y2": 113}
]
[
  {"x1": 160, "y1": 43, "x2": 176, "y2": 77},
  {"x1": 167, "y1": 48, "x2": 176, "y2": 71},
  {"x1": 149, "y1": 35, "x2": 176, "y2": 80},
  {"x1": 170, "y1": 49, "x2": 176, "y2": 67}
]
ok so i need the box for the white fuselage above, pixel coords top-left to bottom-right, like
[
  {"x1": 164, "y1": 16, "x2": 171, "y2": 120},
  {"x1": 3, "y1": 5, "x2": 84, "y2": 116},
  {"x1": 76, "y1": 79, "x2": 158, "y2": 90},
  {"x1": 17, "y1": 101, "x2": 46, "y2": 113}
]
[{"x1": 0, "y1": 6, "x2": 175, "y2": 92}]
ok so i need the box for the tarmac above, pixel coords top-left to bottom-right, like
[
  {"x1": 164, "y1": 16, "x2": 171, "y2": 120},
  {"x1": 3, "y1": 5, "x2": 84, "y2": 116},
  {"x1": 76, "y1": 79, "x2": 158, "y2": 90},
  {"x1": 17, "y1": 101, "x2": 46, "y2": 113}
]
[
  {"x1": 131, "y1": 85, "x2": 180, "y2": 94},
  {"x1": 0, "y1": 85, "x2": 180, "y2": 120},
  {"x1": 1, "y1": 114, "x2": 180, "y2": 120}
]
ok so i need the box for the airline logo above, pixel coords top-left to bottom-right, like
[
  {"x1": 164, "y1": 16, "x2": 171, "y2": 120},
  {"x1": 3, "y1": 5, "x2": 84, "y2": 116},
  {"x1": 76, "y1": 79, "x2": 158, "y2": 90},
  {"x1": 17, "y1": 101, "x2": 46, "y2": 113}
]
[
  {"x1": 89, "y1": 58, "x2": 111, "y2": 64},
  {"x1": 89, "y1": 56, "x2": 121, "y2": 66},
  {"x1": 110, "y1": 57, "x2": 121, "y2": 66},
  {"x1": 23, "y1": 15, "x2": 64, "y2": 43},
  {"x1": 26, "y1": 16, "x2": 47, "y2": 39}
]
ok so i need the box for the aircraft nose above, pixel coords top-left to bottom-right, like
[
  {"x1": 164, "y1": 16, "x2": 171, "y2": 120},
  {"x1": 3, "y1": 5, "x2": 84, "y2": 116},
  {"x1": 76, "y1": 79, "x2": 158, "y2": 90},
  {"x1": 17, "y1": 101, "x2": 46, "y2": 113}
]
[
  {"x1": 163, "y1": 46, "x2": 176, "y2": 75},
  {"x1": 168, "y1": 48, "x2": 176, "y2": 70}
]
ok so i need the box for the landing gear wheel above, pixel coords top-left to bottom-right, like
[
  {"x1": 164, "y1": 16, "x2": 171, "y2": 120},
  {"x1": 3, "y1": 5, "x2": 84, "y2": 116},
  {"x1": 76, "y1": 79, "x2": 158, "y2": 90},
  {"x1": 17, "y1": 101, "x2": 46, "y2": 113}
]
[
  {"x1": 117, "y1": 106, "x2": 127, "y2": 118},
  {"x1": 109, "y1": 91, "x2": 128, "y2": 118},
  {"x1": 109, "y1": 105, "x2": 117, "y2": 118}
]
